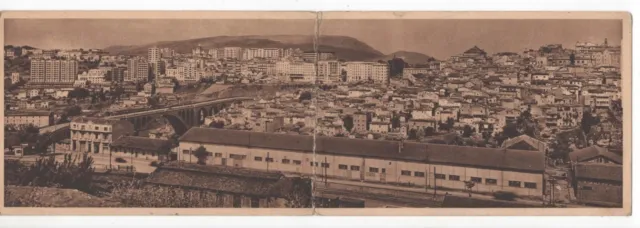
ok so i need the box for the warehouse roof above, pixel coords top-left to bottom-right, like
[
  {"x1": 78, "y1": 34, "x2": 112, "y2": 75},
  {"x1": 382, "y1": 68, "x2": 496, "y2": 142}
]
[{"x1": 180, "y1": 128, "x2": 545, "y2": 173}]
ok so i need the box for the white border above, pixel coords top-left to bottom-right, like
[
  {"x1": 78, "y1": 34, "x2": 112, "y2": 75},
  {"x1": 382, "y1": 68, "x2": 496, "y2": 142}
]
[{"x1": 0, "y1": 0, "x2": 638, "y2": 227}]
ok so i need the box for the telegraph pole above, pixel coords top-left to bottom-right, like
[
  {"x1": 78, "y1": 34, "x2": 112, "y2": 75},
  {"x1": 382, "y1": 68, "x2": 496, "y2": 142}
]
[
  {"x1": 433, "y1": 166, "x2": 437, "y2": 197},
  {"x1": 266, "y1": 152, "x2": 270, "y2": 172}
]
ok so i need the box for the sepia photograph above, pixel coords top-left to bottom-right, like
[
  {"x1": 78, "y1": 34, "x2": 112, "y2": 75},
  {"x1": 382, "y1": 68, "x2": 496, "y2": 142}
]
[{"x1": 0, "y1": 11, "x2": 631, "y2": 215}]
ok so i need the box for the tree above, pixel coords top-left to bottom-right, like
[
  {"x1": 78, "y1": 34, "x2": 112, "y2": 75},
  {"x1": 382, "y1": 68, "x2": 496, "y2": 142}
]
[
  {"x1": 283, "y1": 177, "x2": 313, "y2": 208},
  {"x1": 68, "y1": 88, "x2": 90, "y2": 99},
  {"x1": 193, "y1": 146, "x2": 210, "y2": 165},
  {"x1": 549, "y1": 136, "x2": 571, "y2": 162},
  {"x1": 416, "y1": 128, "x2": 426, "y2": 140},
  {"x1": 298, "y1": 91, "x2": 312, "y2": 102},
  {"x1": 424, "y1": 127, "x2": 435, "y2": 136},
  {"x1": 502, "y1": 123, "x2": 521, "y2": 139},
  {"x1": 64, "y1": 105, "x2": 82, "y2": 117},
  {"x1": 464, "y1": 181, "x2": 476, "y2": 197},
  {"x1": 342, "y1": 115, "x2": 354, "y2": 132},
  {"x1": 569, "y1": 53, "x2": 576, "y2": 65},
  {"x1": 462, "y1": 125, "x2": 474, "y2": 138},
  {"x1": 408, "y1": 129, "x2": 418, "y2": 140},
  {"x1": 15, "y1": 154, "x2": 95, "y2": 193},
  {"x1": 209, "y1": 120, "x2": 225, "y2": 129},
  {"x1": 581, "y1": 111, "x2": 600, "y2": 136},
  {"x1": 391, "y1": 116, "x2": 401, "y2": 129}
]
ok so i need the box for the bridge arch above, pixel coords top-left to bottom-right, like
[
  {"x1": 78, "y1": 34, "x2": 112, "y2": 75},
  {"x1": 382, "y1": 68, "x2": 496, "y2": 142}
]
[{"x1": 161, "y1": 114, "x2": 189, "y2": 136}]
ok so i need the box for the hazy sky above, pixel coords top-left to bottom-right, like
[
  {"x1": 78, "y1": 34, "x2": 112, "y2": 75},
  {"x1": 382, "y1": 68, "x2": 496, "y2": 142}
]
[{"x1": 5, "y1": 19, "x2": 622, "y2": 59}]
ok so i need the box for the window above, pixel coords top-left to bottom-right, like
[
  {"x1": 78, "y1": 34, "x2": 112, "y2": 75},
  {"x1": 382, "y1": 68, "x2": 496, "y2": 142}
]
[
  {"x1": 266, "y1": 157, "x2": 274, "y2": 162},
  {"x1": 182, "y1": 150, "x2": 190, "y2": 155},
  {"x1": 369, "y1": 167, "x2": 379, "y2": 173},
  {"x1": 414, "y1": 172, "x2": 425, "y2": 177},
  {"x1": 95, "y1": 126, "x2": 99, "y2": 130},
  {"x1": 282, "y1": 159, "x2": 291, "y2": 164},
  {"x1": 254, "y1": 156, "x2": 263, "y2": 161},
  {"x1": 470, "y1": 177, "x2": 482, "y2": 183},
  {"x1": 207, "y1": 152, "x2": 213, "y2": 157},
  {"x1": 435, "y1": 174, "x2": 446, "y2": 179},
  {"x1": 449, "y1": 175, "x2": 461, "y2": 181},
  {"x1": 401, "y1": 170, "x2": 411, "y2": 176},
  {"x1": 508, "y1": 181, "x2": 521, "y2": 187},
  {"x1": 104, "y1": 127, "x2": 108, "y2": 131},
  {"x1": 350, "y1": 165, "x2": 360, "y2": 171},
  {"x1": 214, "y1": 153, "x2": 222, "y2": 158},
  {"x1": 524, "y1": 182, "x2": 537, "y2": 189},
  {"x1": 486, "y1": 178, "x2": 498, "y2": 185},
  {"x1": 310, "y1": 162, "x2": 319, "y2": 167},
  {"x1": 229, "y1": 154, "x2": 246, "y2": 160},
  {"x1": 293, "y1": 160, "x2": 302, "y2": 165},
  {"x1": 339, "y1": 164, "x2": 348, "y2": 170},
  {"x1": 321, "y1": 163, "x2": 330, "y2": 168},
  {"x1": 381, "y1": 168, "x2": 386, "y2": 174}
]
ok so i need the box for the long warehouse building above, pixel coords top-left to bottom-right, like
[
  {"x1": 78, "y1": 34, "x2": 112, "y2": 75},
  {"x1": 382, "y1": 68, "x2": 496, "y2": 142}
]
[{"x1": 178, "y1": 127, "x2": 545, "y2": 197}]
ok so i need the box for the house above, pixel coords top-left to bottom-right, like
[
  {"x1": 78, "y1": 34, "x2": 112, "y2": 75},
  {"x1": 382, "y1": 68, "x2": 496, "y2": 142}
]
[
  {"x1": 568, "y1": 145, "x2": 622, "y2": 165},
  {"x1": 572, "y1": 163, "x2": 622, "y2": 207}
]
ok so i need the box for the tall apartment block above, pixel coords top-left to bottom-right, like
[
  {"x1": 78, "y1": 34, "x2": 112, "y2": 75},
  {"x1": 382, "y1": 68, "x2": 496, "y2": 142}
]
[{"x1": 30, "y1": 59, "x2": 78, "y2": 83}]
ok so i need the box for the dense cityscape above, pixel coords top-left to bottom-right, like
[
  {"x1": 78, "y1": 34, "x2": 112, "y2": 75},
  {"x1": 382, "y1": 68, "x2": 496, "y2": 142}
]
[{"x1": 4, "y1": 34, "x2": 623, "y2": 208}]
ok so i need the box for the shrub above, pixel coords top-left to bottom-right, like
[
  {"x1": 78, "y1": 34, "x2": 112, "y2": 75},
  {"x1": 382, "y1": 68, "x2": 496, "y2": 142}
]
[
  {"x1": 11, "y1": 154, "x2": 95, "y2": 192},
  {"x1": 115, "y1": 157, "x2": 127, "y2": 163},
  {"x1": 150, "y1": 161, "x2": 159, "y2": 167},
  {"x1": 493, "y1": 191, "x2": 517, "y2": 201}
]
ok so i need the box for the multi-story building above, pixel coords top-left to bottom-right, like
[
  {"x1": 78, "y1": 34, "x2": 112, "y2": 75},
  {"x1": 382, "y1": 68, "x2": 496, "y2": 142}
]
[
  {"x1": 30, "y1": 59, "x2": 78, "y2": 83},
  {"x1": 125, "y1": 58, "x2": 149, "y2": 82},
  {"x1": 317, "y1": 60, "x2": 341, "y2": 83},
  {"x1": 223, "y1": 47, "x2": 243, "y2": 59},
  {"x1": 176, "y1": 63, "x2": 203, "y2": 83},
  {"x1": 4, "y1": 111, "x2": 54, "y2": 128},
  {"x1": 77, "y1": 69, "x2": 108, "y2": 85},
  {"x1": 110, "y1": 66, "x2": 127, "y2": 82},
  {"x1": 346, "y1": 62, "x2": 389, "y2": 84},
  {"x1": 69, "y1": 117, "x2": 135, "y2": 154},
  {"x1": 10, "y1": 72, "x2": 21, "y2": 84},
  {"x1": 148, "y1": 47, "x2": 164, "y2": 79},
  {"x1": 352, "y1": 112, "x2": 368, "y2": 132}
]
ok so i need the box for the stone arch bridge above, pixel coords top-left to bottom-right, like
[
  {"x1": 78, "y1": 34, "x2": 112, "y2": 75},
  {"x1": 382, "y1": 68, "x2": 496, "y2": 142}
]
[{"x1": 105, "y1": 97, "x2": 252, "y2": 135}]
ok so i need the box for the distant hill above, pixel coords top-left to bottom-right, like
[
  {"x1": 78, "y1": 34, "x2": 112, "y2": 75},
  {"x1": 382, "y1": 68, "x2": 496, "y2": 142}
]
[
  {"x1": 104, "y1": 35, "x2": 385, "y2": 61},
  {"x1": 369, "y1": 51, "x2": 437, "y2": 65}
]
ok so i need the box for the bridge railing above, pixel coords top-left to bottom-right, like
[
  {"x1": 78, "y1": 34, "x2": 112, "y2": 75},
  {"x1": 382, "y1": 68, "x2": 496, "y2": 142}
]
[{"x1": 105, "y1": 96, "x2": 253, "y2": 119}]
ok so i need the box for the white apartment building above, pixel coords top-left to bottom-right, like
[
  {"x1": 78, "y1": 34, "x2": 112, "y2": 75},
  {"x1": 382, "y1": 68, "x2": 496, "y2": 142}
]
[
  {"x1": 125, "y1": 58, "x2": 149, "y2": 82},
  {"x1": 77, "y1": 69, "x2": 110, "y2": 85},
  {"x1": 11, "y1": 72, "x2": 20, "y2": 84},
  {"x1": 242, "y1": 48, "x2": 282, "y2": 60},
  {"x1": 30, "y1": 59, "x2": 78, "y2": 83},
  {"x1": 70, "y1": 117, "x2": 134, "y2": 155},
  {"x1": 224, "y1": 47, "x2": 243, "y2": 59},
  {"x1": 346, "y1": 62, "x2": 389, "y2": 84},
  {"x1": 318, "y1": 60, "x2": 341, "y2": 83}
]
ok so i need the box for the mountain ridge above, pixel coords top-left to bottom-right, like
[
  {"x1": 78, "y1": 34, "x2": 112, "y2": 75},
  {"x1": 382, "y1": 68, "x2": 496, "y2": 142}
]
[{"x1": 103, "y1": 35, "x2": 387, "y2": 61}]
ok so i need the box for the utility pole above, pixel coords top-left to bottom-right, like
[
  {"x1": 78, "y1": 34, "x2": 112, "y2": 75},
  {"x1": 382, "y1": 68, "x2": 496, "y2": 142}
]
[
  {"x1": 324, "y1": 156, "x2": 328, "y2": 185},
  {"x1": 433, "y1": 166, "x2": 437, "y2": 198},
  {"x1": 266, "y1": 152, "x2": 270, "y2": 172}
]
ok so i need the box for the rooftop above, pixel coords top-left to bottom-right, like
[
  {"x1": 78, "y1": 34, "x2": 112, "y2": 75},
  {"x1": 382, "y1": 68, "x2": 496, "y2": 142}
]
[{"x1": 180, "y1": 128, "x2": 545, "y2": 173}]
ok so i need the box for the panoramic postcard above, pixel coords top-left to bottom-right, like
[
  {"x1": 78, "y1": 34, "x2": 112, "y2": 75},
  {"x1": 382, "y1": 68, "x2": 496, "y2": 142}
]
[{"x1": 0, "y1": 12, "x2": 631, "y2": 215}]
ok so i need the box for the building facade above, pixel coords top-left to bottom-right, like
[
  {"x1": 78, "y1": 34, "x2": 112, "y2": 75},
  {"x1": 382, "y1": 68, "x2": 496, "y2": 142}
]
[
  {"x1": 69, "y1": 117, "x2": 135, "y2": 154},
  {"x1": 177, "y1": 128, "x2": 545, "y2": 198}
]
